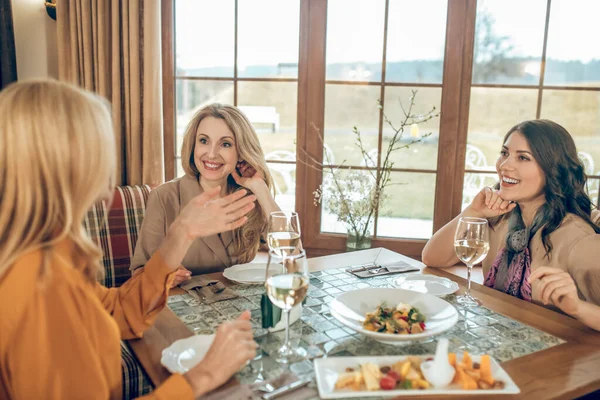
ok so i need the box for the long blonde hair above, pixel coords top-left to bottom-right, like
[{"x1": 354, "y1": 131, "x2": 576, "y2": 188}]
[
  {"x1": 0, "y1": 80, "x2": 116, "y2": 282},
  {"x1": 180, "y1": 103, "x2": 274, "y2": 263}
]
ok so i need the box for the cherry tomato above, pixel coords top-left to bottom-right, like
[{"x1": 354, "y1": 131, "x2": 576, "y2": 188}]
[
  {"x1": 380, "y1": 375, "x2": 397, "y2": 390},
  {"x1": 387, "y1": 371, "x2": 400, "y2": 381}
]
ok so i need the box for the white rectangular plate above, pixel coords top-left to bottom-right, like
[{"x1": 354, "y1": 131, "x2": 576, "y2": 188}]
[{"x1": 314, "y1": 355, "x2": 520, "y2": 398}]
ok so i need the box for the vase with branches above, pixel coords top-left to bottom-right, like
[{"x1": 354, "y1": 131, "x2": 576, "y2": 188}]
[{"x1": 305, "y1": 90, "x2": 440, "y2": 250}]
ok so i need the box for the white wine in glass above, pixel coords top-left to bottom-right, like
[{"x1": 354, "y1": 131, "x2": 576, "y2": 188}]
[
  {"x1": 454, "y1": 217, "x2": 489, "y2": 307},
  {"x1": 265, "y1": 249, "x2": 309, "y2": 363},
  {"x1": 267, "y1": 211, "x2": 301, "y2": 257},
  {"x1": 267, "y1": 231, "x2": 301, "y2": 258},
  {"x1": 266, "y1": 273, "x2": 309, "y2": 310},
  {"x1": 454, "y1": 239, "x2": 490, "y2": 266}
]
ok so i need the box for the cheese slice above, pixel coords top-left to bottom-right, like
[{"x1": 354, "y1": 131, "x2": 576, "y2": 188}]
[{"x1": 361, "y1": 363, "x2": 382, "y2": 391}]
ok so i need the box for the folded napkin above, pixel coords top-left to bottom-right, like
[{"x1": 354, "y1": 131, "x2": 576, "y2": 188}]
[
  {"x1": 181, "y1": 276, "x2": 239, "y2": 304},
  {"x1": 346, "y1": 261, "x2": 419, "y2": 278},
  {"x1": 201, "y1": 372, "x2": 317, "y2": 400}
]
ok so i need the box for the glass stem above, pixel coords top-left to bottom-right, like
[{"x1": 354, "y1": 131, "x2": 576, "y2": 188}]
[
  {"x1": 466, "y1": 263, "x2": 473, "y2": 297},
  {"x1": 283, "y1": 308, "x2": 290, "y2": 348}
]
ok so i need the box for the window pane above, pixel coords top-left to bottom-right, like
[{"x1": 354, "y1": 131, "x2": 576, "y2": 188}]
[
  {"x1": 237, "y1": 0, "x2": 300, "y2": 78},
  {"x1": 382, "y1": 87, "x2": 441, "y2": 170},
  {"x1": 175, "y1": 0, "x2": 234, "y2": 77},
  {"x1": 467, "y1": 88, "x2": 538, "y2": 168},
  {"x1": 461, "y1": 172, "x2": 498, "y2": 211},
  {"x1": 268, "y1": 161, "x2": 296, "y2": 212},
  {"x1": 472, "y1": 0, "x2": 547, "y2": 85},
  {"x1": 175, "y1": 80, "x2": 234, "y2": 169},
  {"x1": 326, "y1": 0, "x2": 385, "y2": 82},
  {"x1": 540, "y1": 90, "x2": 600, "y2": 177},
  {"x1": 544, "y1": 0, "x2": 600, "y2": 87},
  {"x1": 319, "y1": 168, "x2": 377, "y2": 235},
  {"x1": 237, "y1": 82, "x2": 298, "y2": 214},
  {"x1": 378, "y1": 172, "x2": 436, "y2": 239},
  {"x1": 324, "y1": 84, "x2": 380, "y2": 167},
  {"x1": 237, "y1": 81, "x2": 297, "y2": 158},
  {"x1": 386, "y1": 0, "x2": 447, "y2": 84}
]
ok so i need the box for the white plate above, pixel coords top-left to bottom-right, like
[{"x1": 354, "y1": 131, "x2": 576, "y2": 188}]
[
  {"x1": 223, "y1": 262, "x2": 269, "y2": 284},
  {"x1": 314, "y1": 355, "x2": 520, "y2": 398},
  {"x1": 160, "y1": 334, "x2": 214, "y2": 374},
  {"x1": 395, "y1": 274, "x2": 459, "y2": 296},
  {"x1": 329, "y1": 288, "x2": 458, "y2": 345}
]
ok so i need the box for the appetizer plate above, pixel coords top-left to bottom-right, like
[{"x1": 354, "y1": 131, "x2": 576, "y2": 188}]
[
  {"x1": 160, "y1": 334, "x2": 214, "y2": 374},
  {"x1": 314, "y1": 355, "x2": 520, "y2": 398},
  {"x1": 223, "y1": 262, "x2": 269, "y2": 284},
  {"x1": 329, "y1": 288, "x2": 458, "y2": 345},
  {"x1": 394, "y1": 274, "x2": 459, "y2": 297}
]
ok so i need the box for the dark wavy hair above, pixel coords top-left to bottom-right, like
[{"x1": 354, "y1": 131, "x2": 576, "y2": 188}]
[{"x1": 491, "y1": 119, "x2": 600, "y2": 257}]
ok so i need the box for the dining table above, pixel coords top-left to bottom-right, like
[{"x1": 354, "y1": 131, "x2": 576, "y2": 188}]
[{"x1": 127, "y1": 247, "x2": 600, "y2": 399}]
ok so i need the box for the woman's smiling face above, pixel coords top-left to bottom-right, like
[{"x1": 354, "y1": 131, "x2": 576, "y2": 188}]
[
  {"x1": 495, "y1": 131, "x2": 546, "y2": 204},
  {"x1": 193, "y1": 116, "x2": 239, "y2": 184}
]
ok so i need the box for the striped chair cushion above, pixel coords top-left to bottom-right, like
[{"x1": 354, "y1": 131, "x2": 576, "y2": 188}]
[
  {"x1": 121, "y1": 341, "x2": 153, "y2": 398},
  {"x1": 84, "y1": 185, "x2": 152, "y2": 288},
  {"x1": 84, "y1": 185, "x2": 155, "y2": 399}
]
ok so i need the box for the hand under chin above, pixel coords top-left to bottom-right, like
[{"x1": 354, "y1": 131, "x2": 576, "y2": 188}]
[{"x1": 498, "y1": 189, "x2": 515, "y2": 201}]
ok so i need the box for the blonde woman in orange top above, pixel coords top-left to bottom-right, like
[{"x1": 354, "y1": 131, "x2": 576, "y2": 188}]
[{"x1": 0, "y1": 80, "x2": 258, "y2": 399}]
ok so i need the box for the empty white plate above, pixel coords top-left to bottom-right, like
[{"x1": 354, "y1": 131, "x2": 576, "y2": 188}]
[
  {"x1": 395, "y1": 274, "x2": 459, "y2": 297},
  {"x1": 160, "y1": 334, "x2": 214, "y2": 374},
  {"x1": 223, "y1": 262, "x2": 269, "y2": 284}
]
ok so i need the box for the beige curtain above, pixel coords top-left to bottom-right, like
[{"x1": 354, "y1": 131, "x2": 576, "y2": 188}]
[{"x1": 57, "y1": 0, "x2": 164, "y2": 185}]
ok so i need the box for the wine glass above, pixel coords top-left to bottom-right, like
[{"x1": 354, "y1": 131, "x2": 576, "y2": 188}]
[
  {"x1": 454, "y1": 217, "x2": 490, "y2": 307},
  {"x1": 267, "y1": 211, "x2": 301, "y2": 258},
  {"x1": 265, "y1": 249, "x2": 309, "y2": 363}
]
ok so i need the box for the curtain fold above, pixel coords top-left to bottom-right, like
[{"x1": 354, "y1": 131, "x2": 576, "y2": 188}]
[
  {"x1": 57, "y1": 0, "x2": 164, "y2": 186},
  {"x1": 0, "y1": 0, "x2": 18, "y2": 90}
]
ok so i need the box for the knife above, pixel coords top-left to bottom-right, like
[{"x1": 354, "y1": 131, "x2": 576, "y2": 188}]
[
  {"x1": 261, "y1": 376, "x2": 313, "y2": 399},
  {"x1": 368, "y1": 261, "x2": 417, "y2": 274}
]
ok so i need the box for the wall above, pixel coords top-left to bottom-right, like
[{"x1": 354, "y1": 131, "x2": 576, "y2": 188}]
[{"x1": 11, "y1": 0, "x2": 58, "y2": 79}]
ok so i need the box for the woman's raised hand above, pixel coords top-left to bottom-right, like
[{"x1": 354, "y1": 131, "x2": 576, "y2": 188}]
[
  {"x1": 467, "y1": 187, "x2": 516, "y2": 218},
  {"x1": 231, "y1": 161, "x2": 265, "y2": 192},
  {"x1": 158, "y1": 186, "x2": 256, "y2": 271},
  {"x1": 171, "y1": 186, "x2": 256, "y2": 241}
]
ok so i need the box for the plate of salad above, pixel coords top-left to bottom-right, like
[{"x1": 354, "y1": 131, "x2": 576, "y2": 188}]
[{"x1": 329, "y1": 288, "x2": 458, "y2": 344}]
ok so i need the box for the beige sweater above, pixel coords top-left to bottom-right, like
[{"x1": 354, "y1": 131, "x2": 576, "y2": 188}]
[
  {"x1": 131, "y1": 174, "x2": 237, "y2": 275},
  {"x1": 483, "y1": 210, "x2": 600, "y2": 306}
]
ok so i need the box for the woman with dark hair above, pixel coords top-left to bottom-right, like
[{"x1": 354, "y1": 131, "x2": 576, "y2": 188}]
[{"x1": 422, "y1": 119, "x2": 600, "y2": 329}]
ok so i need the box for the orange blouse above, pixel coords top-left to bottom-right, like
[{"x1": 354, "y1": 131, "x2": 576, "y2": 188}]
[{"x1": 0, "y1": 239, "x2": 194, "y2": 400}]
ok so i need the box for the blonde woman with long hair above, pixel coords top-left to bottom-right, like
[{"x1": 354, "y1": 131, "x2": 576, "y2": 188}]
[
  {"x1": 0, "y1": 80, "x2": 258, "y2": 399},
  {"x1": 131, "y1": 103, "x2": 280, "y2": 286}
]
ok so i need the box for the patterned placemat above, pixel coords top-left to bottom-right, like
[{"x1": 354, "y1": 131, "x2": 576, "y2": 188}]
[{"x1": 167, "y1": 266, "x2": 565, "y2": 391}]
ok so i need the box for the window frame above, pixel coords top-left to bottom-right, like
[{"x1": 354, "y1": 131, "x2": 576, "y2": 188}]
[{"x1": 162, "y1": 0, "x2": 599, "y2": 259}]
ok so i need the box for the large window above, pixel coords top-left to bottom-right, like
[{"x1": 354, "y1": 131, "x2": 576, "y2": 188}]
[
  {"x1": 165, "y1": 0, "x2": 600, "y2": 258},
  {"x1": 320, "y1": 0, "x2": 447, "y2": 240},
  {"x1": 174, "y1": 0, "x2": 300, "y2": 211},
  {"x1": 463, "y1": 0, "x2": 600, "y2": 209}
]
